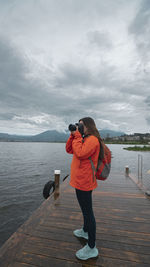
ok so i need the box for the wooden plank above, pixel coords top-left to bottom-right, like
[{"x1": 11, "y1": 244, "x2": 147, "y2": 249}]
[
  {"x1": 38, "y1": 212, "x2": 150, "y2": 232},
  {"x1": 44, "y1": 205, "x2": 150, "y2": 222},
  {"x1": 0, "y1": 181, "x2": 69, "y2": 266},
  {"x1": 22, "y1": 234, "x2": 150, "y2": 255},
  {"x1": 15, "y1": 243, "x2": 150, "y2": 265},
  {"x1": 1, "y1": 173, "x2": 150, "y2": 267},
  {"x1": 39, "y1": 220, "x2": 150, "y2": 241},
  {"x1": 0, "y1": 232, "x2": 28, "y2": 267},
  {"x1": 22, "y1": 227, "x2": 150, "y2": 256},
  {"x1": 9, "y1": 263, "x2": 36, "y2": 267},
  {"x1": 36, "y1": 224, "x2": 150, "y2": 247},
  {"x1": 12, "y1": 236, "x2": 150, "y2": 266},
  {"x1": 39, "y1": 207, "x2": 150, "y2": 225},
  {"x1": 13, "y1": 253, "x2": 84, "y2": 267},
  {"x1": 57, "y1": 195, "x2": 150, "y2": 209},
  {"x1": 9, "y1": 251, "x2": 139, "y2": 267}
]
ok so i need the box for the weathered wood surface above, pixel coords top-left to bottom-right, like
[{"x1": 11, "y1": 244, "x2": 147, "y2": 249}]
[{"x1": 0, "y1": 172, "x2": 150, "y2": 267}]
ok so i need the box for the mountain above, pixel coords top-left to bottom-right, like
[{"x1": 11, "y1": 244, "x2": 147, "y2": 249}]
[
  {"x1": 0, "y1": 129, "x2": 125, "y2": 142},
  {"x1": 0, "y1": 133, "x2": 31, "y2": 141},
  {"x1": 99, "y1": 129, "x2": 125, "y2": 138},
  {"x1": 30, "y1": 130, "x2": 69, "y2": 142}
]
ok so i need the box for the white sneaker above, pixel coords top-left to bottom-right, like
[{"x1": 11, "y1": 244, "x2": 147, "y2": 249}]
[
  {"x1": 73, "y1": 228, "x2": 88, "y2": 240},
  {"x1": 76, "y1": 244, "x2": 98, "y2": 260}
]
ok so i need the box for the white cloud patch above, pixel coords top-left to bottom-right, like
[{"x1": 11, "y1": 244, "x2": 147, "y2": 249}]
[{"x1": 11, "y1": 114, "x2": 67, "y2": 134}]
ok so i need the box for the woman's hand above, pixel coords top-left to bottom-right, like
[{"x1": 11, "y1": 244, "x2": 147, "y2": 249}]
[{"x1": 71, "y1": 126, "x2": 78, "y2": 135}]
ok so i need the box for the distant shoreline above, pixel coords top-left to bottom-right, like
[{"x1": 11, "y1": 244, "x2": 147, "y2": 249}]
[
  {"x1": 0, "y1": 140, "x2": 150, "y2": 145},
  {"x1": 123, "y1": 145, "x2": 150, "y2": 151},
  {"x1": 0, "y1": 140, "x2": 66, "y2": 143}
]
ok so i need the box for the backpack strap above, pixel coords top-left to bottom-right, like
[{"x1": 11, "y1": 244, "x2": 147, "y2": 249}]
[{"x1": 89, "y1": 157, "x2": 96, "y2": 182}]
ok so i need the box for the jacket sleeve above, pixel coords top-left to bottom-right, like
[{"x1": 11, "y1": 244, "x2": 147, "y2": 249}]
[
  {"x1": 66, "y1": 134, "x2": 74, "y2": 154},
  {"x1": 72, "y1": 131, "x2": 99, "y2": 159}
]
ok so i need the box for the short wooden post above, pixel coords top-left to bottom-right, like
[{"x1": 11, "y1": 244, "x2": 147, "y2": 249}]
[
  {"x1": 125, "y1": 166, "x2": 129, "y2": 176},
  {"x1": 146, "y1": 170, "x2": 150, "y2": 196},
  {"x1": 54, "y1": 170, "x2": 60, "y2": 200}
]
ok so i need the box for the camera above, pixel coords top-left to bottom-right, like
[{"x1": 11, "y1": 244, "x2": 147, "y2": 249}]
[{"x1": 68, "y1": 123, "x2": 84, "y2": 135}]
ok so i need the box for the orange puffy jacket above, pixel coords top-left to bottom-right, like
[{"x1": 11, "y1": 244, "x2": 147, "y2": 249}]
[{"x1": 66, "y1": 130, "x2": 100, "y2": 191}]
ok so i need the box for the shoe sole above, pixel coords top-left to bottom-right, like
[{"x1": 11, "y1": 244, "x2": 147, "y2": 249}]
[{"x1": 76, "y1": 253, "x2": 99, "y2": 260}]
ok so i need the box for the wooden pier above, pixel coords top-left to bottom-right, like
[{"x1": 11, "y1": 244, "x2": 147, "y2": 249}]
[{"x1": 0, "y1": 172, "x2": 150, "y2": 266}]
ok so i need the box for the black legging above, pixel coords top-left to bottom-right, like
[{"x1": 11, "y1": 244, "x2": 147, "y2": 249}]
[{"x1": 75, "y1": 189, "x2": 96, "y2": 248}]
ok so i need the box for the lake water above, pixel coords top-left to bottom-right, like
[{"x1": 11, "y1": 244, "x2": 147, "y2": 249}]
[{"x1": 0, "y1": 142, "x2": 150, "y2": 247}]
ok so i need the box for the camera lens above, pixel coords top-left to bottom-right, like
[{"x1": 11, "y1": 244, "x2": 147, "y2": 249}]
[{"x1": 68, "y1": 124, "x2": 76, "y2": 132}]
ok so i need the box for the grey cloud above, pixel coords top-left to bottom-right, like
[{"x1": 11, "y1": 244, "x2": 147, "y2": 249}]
[
  {"x1": 0, "y1": 38, "x2": 61, "y2": 119},
  {"x1": 55, "y1": 61, "x2": 117, "y2": 92},
  {"x1": 0, "y1": 0, "x2": 150, "y2": 134},
  {"x1": 146, "y1": 117, "x2": 150, "y2": 125},
  {"x1": 145, "y1": 96, "x2": 150, "y2": 126},
  {"x1": 0, "y1": 36, "x2": 148, "y2": 133},
  {"x1": 0, "y1": 38, "x2": 68, "y2": 115},
  {"x1": 0, "y1": 38, "x2": 93, "y2": 125},
  {"x1": 129, "y1": 0, "x2": 150, "y2": 35},
  {"x1": 145, "y1": 96, "x2": 150, "y2": 106},
  {"x1": 56, "y1": 63, "x2": 92, "y2": 88},
  {"x1": 87, "y1": 31, "x2": 112, "y2": 49},
  {"x1": 0, "y1": 38, "x2": 33, "y2": 108},
  {"x1": 129, "y1": 0, "x2": 150, "y2": 61},
  {"x1": 0, "y1": 113, "x2": 17, "y2": 120}
]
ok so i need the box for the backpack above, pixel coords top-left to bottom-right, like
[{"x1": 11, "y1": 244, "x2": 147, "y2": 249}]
[{"x1": 89, "y1": 143, "x2": 111, "y2": 181}]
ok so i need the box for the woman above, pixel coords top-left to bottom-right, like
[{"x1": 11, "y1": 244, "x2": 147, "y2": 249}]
[{"x1": 66, "y1": 117, "x2": 104, "y2": 260}]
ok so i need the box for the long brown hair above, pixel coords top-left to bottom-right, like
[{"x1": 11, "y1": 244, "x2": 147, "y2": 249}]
[{"x1": 79, "y1": 117, "x2": 104, "y2": 160}]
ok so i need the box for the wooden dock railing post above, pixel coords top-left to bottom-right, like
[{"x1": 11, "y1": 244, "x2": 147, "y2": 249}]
[
  {"x1": 125, "y1": 166, "x2": 129, "y2": 176},
  {"x1": 54, "y1": 170, "x2": 60, "y2": 200}
]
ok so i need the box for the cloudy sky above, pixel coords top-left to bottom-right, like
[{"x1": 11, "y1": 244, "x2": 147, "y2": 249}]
[{"x1": 0, "y1": 0, "x2": 150, "y2": 135}]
